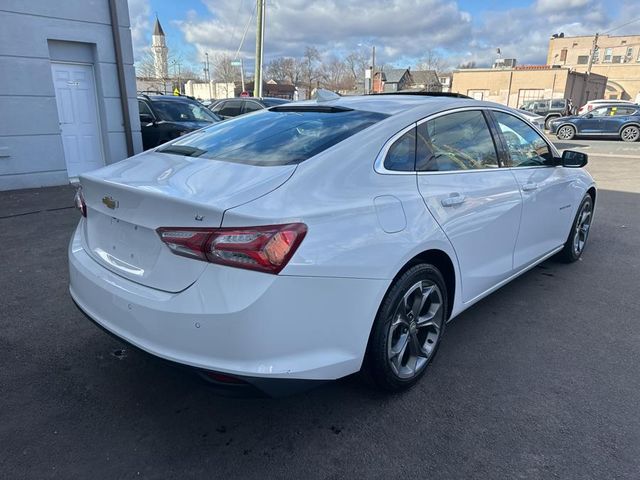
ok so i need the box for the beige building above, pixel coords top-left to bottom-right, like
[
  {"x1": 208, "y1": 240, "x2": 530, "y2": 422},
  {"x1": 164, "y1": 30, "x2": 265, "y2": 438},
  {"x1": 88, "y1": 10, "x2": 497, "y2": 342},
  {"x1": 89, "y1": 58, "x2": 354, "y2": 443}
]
[
  {"x1": 451, "y1": 66, "x2": 607, "y2": 108},
  {"x1": 547, "y1": 34, "x2": 640, "y2": 102}
]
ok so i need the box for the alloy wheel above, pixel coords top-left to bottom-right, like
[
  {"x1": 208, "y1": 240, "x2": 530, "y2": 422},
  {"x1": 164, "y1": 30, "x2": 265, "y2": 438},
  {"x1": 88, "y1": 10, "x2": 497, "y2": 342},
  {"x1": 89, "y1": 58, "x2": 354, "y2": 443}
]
[
  {"x1": 557, "y1": 126, "x2": 575, "y2": 140},
  {"x1": 621, "y1": 126, "x2": 640, "y2": 142},
  {"x1": 573, "y1": 200, "x2": 592, "y2": 256},
  {"x1": 387, "y1": 280, "x2": 444, "y2": 379}
]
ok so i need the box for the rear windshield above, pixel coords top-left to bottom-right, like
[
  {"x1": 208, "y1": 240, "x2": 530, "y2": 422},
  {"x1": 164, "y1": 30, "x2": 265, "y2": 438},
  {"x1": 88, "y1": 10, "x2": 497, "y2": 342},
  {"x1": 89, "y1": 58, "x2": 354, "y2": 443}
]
[
  {"x1": 161, "y1": 108, "x2": 388, "y2": 165},
  {"x1": 152, "y1": 100, "x2": 219, "y2": 123}
]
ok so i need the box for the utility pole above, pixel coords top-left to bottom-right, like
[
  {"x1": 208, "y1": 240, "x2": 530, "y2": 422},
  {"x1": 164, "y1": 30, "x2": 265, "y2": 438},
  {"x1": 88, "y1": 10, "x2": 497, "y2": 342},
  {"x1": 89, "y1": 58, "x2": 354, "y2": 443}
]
[
  {"x1": 371, "y1": 45, "x2": 376, "y2": 93},
  {"x1": 205, "y1": 52, "x2": 212, "y2": 100},
  {"x1": 586, "y1": 32, "x2": 599, "y2": 75},
  {"x1": 253, "y1": 0, "x2": 265, "y2": 98},
  {"x1": 240, "y1": 58, "x2": 246, "y2": 93}
]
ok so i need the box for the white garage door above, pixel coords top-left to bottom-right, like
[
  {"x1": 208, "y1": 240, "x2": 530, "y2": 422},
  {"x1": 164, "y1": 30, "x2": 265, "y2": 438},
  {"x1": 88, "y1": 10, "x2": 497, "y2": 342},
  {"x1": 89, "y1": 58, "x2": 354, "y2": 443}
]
[{"x1": 51, "y1": 62, "x2": 105, "y2": 178}]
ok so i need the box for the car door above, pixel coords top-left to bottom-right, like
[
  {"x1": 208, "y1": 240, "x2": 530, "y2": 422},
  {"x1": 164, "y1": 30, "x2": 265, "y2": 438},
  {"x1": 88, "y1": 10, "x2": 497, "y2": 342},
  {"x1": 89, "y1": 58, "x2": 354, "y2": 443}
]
[
  {"x1": 578, "y1": 106, "x2": 610, "y2": 133},
  {"x1": 415, "y1": 109, "x2": 523, "y2": 303},
  {"x1": 599, "y1": 106, "x2": 636, "y2": 134},
  {"x1": 490, "y1": 110, "x2": 575, "y2": 270}
]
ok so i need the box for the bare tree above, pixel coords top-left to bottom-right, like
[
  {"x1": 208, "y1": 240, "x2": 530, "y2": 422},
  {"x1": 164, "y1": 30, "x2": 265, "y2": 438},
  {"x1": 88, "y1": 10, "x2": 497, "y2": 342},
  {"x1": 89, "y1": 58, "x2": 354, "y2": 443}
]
[
  {"x1": 457, "y1": 61, "x2": 477, "y2": 69},
  {"x1": 319, "y1": 56, "x2": 351, "y2": 92},
  {"x1": 212, "y1": 53, "x2": 238, "y2": 84},
  {"x1": 303, "y1": 46, "x2": 321, "y2": 99},
  {"x1": 266, "y1": 57, "x2": 303, "y2": 85},
  {"x1": 418, "y1": 49, "x2": 448, "y2": 73},
  {"x1": 135, "y1": 51, "x2": 158, "y2": 78},
  {"x1": 344, "y1": 50, "x2": 368, "y2": 88}
]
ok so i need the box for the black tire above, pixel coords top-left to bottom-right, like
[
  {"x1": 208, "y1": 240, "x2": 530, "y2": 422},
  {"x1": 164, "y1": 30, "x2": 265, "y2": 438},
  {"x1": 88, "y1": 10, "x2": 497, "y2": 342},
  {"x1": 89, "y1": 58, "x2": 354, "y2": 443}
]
[
  {"x1": 545, "y1": 116, "x2": 558, "y2": 130},
  {"x1": 557, "y1": 194, "x2": 593, "y2": 263},
  {"x1": 364, "y1": 263, "x2": 448, "y2": 392},
  {"x1": 620, "y1": 125, "x2": 640, "y2": 142},
  {"x1": 556, "y1": 125, "x2": 576, "y2": 140}
]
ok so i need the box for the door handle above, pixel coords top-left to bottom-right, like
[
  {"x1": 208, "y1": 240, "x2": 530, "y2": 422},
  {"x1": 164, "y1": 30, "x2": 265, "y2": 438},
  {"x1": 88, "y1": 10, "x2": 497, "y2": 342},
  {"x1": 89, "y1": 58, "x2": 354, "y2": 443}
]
[
  {"x1": 522, "y1": 182, "x2": 538, "y2": 192},
  {"x1": 441, "y1": 193, "x2": 466, "y2": 207}
]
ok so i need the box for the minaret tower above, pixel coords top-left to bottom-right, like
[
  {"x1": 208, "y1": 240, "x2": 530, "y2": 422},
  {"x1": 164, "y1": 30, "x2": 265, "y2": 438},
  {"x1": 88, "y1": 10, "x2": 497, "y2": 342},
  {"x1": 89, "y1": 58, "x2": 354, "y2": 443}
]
[{"x1": 151, "y1": 16, "x2": 168, "y2": 80}]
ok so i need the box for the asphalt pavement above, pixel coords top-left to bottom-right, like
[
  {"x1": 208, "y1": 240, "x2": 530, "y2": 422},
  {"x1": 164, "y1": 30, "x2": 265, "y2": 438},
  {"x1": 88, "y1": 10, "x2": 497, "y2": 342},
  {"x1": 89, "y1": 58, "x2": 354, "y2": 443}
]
[{"x1": 1, "y1": 139, "x2": 639, "y2": 479}]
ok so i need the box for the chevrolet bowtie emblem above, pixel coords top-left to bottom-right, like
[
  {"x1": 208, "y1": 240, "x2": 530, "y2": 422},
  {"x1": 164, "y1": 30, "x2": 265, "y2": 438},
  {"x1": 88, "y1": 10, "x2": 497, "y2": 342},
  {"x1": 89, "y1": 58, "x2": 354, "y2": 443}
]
[{"x1": 102, "y1": 195, "x2": 119, "y2": 210}]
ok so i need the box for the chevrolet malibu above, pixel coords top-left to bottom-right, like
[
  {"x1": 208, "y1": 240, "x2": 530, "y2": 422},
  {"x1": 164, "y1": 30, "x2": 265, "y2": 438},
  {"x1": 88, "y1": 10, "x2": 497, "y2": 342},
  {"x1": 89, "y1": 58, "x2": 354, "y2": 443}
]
[{"x1": 69, "y1": 93, "x2": 596, "y2": 396}]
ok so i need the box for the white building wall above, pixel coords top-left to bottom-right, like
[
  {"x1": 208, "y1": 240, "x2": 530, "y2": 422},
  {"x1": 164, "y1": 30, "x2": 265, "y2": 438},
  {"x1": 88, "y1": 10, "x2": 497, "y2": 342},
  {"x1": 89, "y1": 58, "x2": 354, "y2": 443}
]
[
  {"x1": 184, "y1": 81, "x2": 235, "y2": 100},
  {"x1": 0, "y1": 0, "x2": 142, "y2": 191}
]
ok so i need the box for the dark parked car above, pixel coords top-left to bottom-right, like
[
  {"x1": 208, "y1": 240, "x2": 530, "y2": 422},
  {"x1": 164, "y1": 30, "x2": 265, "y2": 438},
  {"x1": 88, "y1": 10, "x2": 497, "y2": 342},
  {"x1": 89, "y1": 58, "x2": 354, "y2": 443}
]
[
  {"x1": 209, "y1": 97, "x2": 290, "y2": 119},
  {"x1": 137, "y1": 95, "x2": 222, "y2": 150},
  {"x1": 551, "y1": 104, "x2": 640, "y2": 142},
  {"x1": 519, "y1": 98, "x2": 570, "y2": 130}
]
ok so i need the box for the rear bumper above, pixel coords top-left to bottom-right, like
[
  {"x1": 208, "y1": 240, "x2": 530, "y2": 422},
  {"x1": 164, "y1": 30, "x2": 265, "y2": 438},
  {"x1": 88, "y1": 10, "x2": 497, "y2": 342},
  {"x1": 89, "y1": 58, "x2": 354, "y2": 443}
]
[{"x1": 69, "y1": 225, "x2": 388, "y2": 382}]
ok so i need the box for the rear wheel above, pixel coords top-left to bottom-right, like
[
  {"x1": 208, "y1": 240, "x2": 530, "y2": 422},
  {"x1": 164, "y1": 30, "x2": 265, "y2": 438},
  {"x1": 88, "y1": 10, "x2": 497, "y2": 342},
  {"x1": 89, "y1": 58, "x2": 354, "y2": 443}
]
[
  {"x1": 620, "y1": 125, "x2": 640, "y2": 142},
  {"x1": 545, "y1": 115, "x2": 558, "y2": 130},
  {"x1": 556, "y1": 125, "x2": 576, "y2": 140},
  {"x1": 364, "y1": 264, "x2": 447, "y2": 392},
  {"x1": 558, "y1": 194, "x2": 593, "y2": 263}
]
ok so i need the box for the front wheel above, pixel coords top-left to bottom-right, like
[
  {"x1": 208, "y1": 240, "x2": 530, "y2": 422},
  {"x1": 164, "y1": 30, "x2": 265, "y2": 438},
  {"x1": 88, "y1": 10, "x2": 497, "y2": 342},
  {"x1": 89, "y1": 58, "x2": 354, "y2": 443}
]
[
  {"x1": 556, "y1": 125, "x2": 576, "y2": 140},
  {"x1": 620, "y1": 125, "x2": 640, "y2": 142},
  {"x1": 558, "y1": 194, "x2": 593, "y2": 263},
  {"x1": 545, "y1": 116, "x2": 558, "y2": 130},
  {"x1": 364, "y1": 264, "x2": 447, "y2": 392}
]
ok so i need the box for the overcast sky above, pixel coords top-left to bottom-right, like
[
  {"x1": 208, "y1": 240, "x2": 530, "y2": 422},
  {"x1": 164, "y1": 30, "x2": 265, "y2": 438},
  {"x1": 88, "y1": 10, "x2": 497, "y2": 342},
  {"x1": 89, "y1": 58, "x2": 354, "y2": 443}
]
[{"x1": 128, "y1": 0, "x2": 640, "y2": 71}]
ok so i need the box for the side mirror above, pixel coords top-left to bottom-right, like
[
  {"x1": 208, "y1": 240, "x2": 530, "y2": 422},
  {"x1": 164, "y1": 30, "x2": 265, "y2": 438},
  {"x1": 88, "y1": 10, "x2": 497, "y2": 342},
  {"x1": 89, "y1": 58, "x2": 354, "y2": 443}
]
[
  {"x1": 139, "y1": 113, "x2": 155, "y2": 126},
  {"x1": 561, "y1": 150, "x2": 588, "y2": 168},
  {"x1": 584, "y1": 113, "x2": 593, "y2": 119}
]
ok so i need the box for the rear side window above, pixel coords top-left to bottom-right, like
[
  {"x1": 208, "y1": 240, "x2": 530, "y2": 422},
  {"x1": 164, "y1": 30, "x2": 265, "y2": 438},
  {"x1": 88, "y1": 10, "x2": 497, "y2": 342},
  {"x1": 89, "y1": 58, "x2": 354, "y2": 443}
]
[
  {"x1": 384, "y1": 128, "x2": 416, "y2": 171},
  {"x1": 243, "y1": 101, "x2": 263, "y2": 113},
  {"x1": 165, "y1": 109, "x2": 388, "y2": 165},
  {"x1": 416, "y1": 111, "x2": 499, "y2": 171},
  {"x1": 217, "y1": 100, "x2": 243, "y2": 117},
  {"x1": 551, "y1": 99, "x2": 566, "y2": 109}
]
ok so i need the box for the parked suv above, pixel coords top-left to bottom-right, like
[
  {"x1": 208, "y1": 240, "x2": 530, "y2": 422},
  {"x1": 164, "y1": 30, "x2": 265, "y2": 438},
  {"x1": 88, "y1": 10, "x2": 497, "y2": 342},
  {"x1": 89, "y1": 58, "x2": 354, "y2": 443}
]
[
  {"x1": 210, "y1": 97, "x2": 290, "y2": 119},
  {"x1": 519, "y1": 98, "x2": 569, "y2": 130},
  {"x1": 551, "y1": 104, "x2": 640, "y2": 142},
  {"x1": 137, "y1": 94, "x2": 222, "y2": 150}
]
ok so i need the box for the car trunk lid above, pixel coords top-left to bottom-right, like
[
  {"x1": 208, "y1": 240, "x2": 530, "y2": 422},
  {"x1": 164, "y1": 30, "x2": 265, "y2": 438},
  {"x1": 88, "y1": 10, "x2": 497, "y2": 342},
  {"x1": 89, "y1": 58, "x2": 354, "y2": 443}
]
[{"x1": 78, "y1": 151, "x2": 296, "y2": 292}]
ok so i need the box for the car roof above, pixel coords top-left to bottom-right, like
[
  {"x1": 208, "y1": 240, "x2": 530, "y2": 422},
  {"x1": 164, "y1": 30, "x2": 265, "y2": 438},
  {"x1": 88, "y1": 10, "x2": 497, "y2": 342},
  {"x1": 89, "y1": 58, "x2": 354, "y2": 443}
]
[
  {"x1": 138, "y1": 95, "x2": 201, "y2": 103},
  {"x1": 288, "y1": 94, "x2": 501, "y2": 117}
]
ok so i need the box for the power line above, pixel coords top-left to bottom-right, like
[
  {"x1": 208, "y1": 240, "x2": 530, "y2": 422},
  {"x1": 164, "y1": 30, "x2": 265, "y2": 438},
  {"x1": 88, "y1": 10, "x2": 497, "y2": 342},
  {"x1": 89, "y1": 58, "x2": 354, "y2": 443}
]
[
  {"x1": 233, "y1": 2, "x2": 257, "y2": 60},
  {"x1": 602, "y1": 16, "x2": 640, "y2": 35}
]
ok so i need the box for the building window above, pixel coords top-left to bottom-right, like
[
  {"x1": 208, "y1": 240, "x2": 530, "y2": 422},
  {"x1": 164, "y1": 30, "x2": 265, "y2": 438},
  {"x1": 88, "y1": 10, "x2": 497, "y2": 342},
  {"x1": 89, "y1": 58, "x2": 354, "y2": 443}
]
[
  {"x1": 577, "y1": 55, "x2": 589, "y2": 65},
  {"x1": 604, "y1": 48, "x2": 613, "y2": 63},
  {"x1": 612, "y1": 56, "x2": 622, "y2": 64},
  {"x1": 637, "y1": 49, "x2": 640, "y2": 62},
  {"x1": 560, "y1": 49, "x2": 568, "y2": 62},
  {"x1": 626, "y1": 47, "x2": 633, "y2": 60},
  {"x1": 593, "y1": 47, "x2": 600, "y2": 63}
]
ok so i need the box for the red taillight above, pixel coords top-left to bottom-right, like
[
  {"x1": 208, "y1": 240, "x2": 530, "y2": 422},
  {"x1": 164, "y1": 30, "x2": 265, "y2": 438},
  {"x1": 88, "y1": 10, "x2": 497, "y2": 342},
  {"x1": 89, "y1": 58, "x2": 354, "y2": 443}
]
[
  {"x1": 587, "y1": 105, "x2": 593, "y2": 111},
  {"x1": 74, "y1": 188, "x2": 87, "y2": 217},
  {"x1": 156, "y1": 223, "x2": 307, "y2": 274}
]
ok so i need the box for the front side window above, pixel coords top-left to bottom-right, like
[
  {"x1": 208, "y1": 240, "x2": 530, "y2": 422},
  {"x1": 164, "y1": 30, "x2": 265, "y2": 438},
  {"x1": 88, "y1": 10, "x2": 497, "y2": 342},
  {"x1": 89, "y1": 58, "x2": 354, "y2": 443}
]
[
  {"x1": 163, "y1": 108, "x2": 388, "y2": 165},
  {"x1": 492, "y1": 111, "x2": 553, "y2": 167},
  {"x1": 589, "y1": 106, "x2": 610, "y2": 117},
  {"x1": 384, "y1": 128, "x2": 416, "y2": 171},
  {"x1": 138, "y1": 100, "x2": 153, "y2": 116},
  {"x1": 416, "y1": 111, "x2": 499, "y2": 171}
]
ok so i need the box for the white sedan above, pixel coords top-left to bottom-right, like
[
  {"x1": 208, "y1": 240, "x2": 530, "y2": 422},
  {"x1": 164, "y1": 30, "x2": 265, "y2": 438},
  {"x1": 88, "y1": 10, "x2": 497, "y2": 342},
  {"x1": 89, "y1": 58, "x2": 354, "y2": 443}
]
[{"x1": 69, "y1": 93, "x2": 596, "y2": 396}]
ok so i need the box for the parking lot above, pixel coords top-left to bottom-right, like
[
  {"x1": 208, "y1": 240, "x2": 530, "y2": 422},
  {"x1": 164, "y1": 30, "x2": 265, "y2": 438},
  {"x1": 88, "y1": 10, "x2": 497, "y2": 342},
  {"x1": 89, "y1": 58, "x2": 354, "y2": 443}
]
[{"x1": 1, "y1": 138, "x2": 638, "y2": 479}]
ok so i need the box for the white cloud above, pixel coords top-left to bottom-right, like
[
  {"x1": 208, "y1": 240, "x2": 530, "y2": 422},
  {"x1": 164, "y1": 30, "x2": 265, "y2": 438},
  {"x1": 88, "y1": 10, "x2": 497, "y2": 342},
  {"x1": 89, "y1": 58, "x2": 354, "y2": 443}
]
[
  {"x1": 128, "y1": 0, "x2": 152, "y2": 61},
  {"x1": 177, "y1": 0, "x2": 473, "y2": 67}
]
